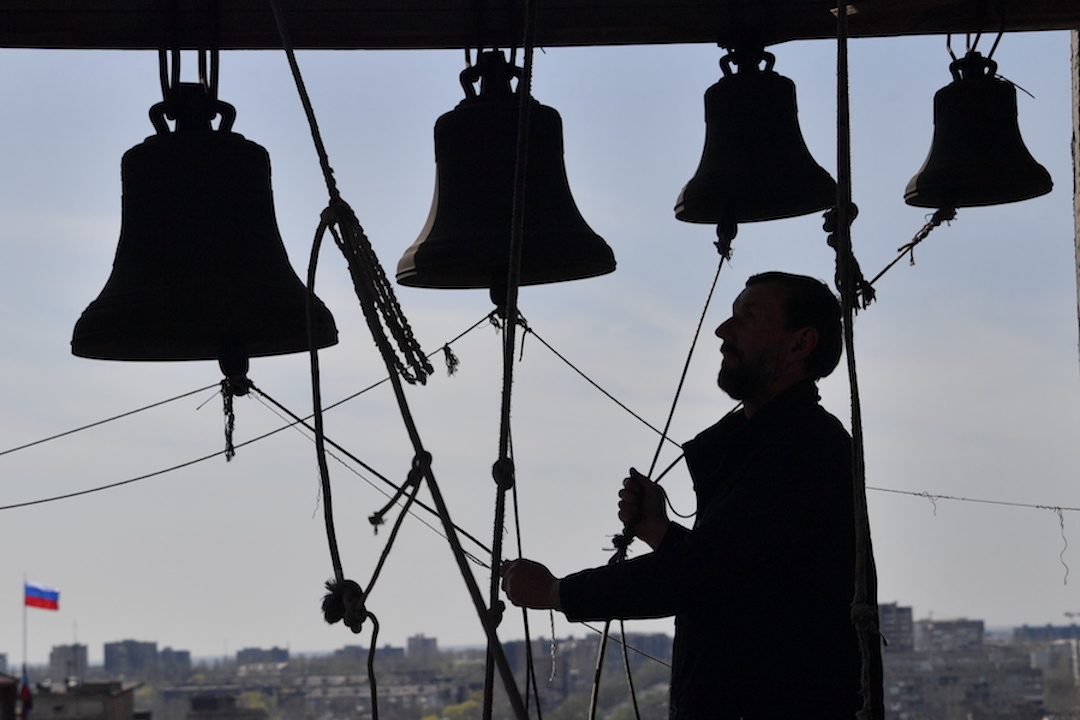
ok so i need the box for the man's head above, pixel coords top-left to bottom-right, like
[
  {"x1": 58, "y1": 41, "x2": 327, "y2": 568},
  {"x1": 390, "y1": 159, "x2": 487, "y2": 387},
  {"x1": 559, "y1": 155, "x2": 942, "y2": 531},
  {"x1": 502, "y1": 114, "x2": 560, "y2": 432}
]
[{"x1": 714, "y1": 272, "x2": 841, "y2": 412}]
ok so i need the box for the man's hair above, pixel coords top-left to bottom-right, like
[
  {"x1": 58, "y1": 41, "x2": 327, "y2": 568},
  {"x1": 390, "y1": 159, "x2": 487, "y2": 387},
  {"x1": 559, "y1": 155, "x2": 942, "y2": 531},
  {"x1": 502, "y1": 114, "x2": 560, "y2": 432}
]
[{"x1": 745, "y1": 271, "x2": 842, "y2": 379}]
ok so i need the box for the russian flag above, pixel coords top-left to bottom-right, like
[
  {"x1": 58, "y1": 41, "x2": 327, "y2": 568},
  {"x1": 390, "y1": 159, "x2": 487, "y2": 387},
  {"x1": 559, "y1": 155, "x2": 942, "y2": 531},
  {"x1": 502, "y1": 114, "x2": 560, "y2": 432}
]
[{"x1": 24, "y1": 581, "x2": 59, "y2": 611}]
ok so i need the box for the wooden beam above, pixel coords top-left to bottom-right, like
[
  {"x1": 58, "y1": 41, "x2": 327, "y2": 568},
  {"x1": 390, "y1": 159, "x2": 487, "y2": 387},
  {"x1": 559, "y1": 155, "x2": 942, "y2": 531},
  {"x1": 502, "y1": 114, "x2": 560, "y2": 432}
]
[{"x1": 0, "y1": 0, "x2": 1078, "y2": 51}]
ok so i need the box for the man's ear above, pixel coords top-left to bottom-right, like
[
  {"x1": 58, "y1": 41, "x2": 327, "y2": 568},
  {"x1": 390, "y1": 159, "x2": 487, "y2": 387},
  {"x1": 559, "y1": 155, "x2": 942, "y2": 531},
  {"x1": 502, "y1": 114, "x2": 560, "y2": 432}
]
[{"x1": 789, "y1": 326, "x2": 819, "y2": 364}]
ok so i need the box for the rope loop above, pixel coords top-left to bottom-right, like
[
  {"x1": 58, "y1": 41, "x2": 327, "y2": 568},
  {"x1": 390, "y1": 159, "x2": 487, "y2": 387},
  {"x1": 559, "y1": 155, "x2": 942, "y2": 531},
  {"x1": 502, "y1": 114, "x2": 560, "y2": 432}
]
[
  {"x1": 322, "y1": 578, "x2": 367, "y2": 634},
  {"x1": 320, "y1": 197, "x2": 433, "y2": 386},
  {"x1": 369, "y1": 451, "x2": 431, "y2": 531}
]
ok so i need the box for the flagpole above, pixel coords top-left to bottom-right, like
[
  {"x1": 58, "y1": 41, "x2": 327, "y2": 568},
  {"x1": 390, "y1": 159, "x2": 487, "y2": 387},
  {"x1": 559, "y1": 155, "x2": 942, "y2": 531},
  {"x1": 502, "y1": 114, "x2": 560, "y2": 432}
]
[{"x1": 22, "y1": 573, "x2": 27, "y2": 673}]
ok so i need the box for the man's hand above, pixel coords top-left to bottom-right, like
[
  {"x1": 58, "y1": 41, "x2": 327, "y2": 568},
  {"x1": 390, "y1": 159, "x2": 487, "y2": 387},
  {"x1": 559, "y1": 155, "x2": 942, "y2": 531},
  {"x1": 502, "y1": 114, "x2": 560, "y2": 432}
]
[
  {"x1": 500, "y1": 558, "x2": 560, "y2": 609},
  {"x1": 618, "y1": 467, "x2": 670, "y2": 550}
]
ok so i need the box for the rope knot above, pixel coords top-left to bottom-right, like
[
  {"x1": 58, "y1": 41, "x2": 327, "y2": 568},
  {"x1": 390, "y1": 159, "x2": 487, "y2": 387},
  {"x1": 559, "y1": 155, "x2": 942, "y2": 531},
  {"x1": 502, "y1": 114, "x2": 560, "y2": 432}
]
[
  {"x1": 411, "y1": 451, "x2": 433, "y2": 482},
  {"x1": 322, "y1": 578, "x2": 366, "y2": 634},
  {"x1": 491, "y1": 457, "x2": 515, "y2": 490},
  {"x1": 822, "y1": 202, "x2": 859, "y2": 233},
  {"x1": 824, "y1": 202, "x2": 876, "y2": 311},
  {"x1": 489, "y1": 599, "x2": 505, "y2": 627},
  {"x1": 222, "y1": 375, "x2": 251, "y2": 397},
  {"x1": 607, "y1": 532, "x2": 633, "y2": 565},
  {"x1": 713, "y1": 225, "x2": 735, "y2": 259}
]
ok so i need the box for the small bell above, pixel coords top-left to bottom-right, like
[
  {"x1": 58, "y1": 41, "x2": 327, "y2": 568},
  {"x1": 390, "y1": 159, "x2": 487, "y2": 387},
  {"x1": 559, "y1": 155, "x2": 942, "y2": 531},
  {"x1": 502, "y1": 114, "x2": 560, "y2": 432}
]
[
  {"x1": 905, "y1": 51, "x2": 1052, "y2": 209},
  {"x1": 72, "y1": 84, "x2": 338, "y2": 371},
  {"x1": 675, "y1": 48, "x2": 836, "y2": 232},
  {"x1": 396, "y1": 51, "x2": 615, "y2": 291}
]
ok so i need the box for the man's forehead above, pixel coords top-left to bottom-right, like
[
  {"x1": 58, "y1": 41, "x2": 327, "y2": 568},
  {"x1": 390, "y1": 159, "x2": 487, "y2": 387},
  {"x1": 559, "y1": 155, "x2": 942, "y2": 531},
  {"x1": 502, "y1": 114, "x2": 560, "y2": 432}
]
[{"x1": 734, "y1": 282, "x2": 787, "y2": 309}]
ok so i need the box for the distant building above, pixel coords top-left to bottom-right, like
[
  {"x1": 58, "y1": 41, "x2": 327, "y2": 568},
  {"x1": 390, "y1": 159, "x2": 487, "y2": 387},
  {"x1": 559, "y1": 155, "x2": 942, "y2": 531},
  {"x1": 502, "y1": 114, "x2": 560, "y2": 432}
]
[
  {"x1": 406, "y1": 635, "x2": 437, "y2": 661},
  {"x1": 879, "y1": 603, "x2": 915, "y2": 652},
  {"x1": 31, "y1": 681, "x2": 137, "y2": 720},
  {"x1": 883, "y1": 645, "x2": 1043, "y2": 720},
  {"x1": 186, "y1": 695, "x2": 266, "y2": 720},
  {"x1": 49, "y1": 645, "x2": 88, "y2": 682},
  {"x1": 235, "y1": 648, "x2": 287, "y2": 665},
  {"x1": 159, "y1": 648, "x2": 192, "y2": 683},
  {"x1": 332, "y1": 646, "x2": 368, "y2": 664},
  {"x1": 1013, "y1": 624, "x2": 1080, "y2": 644},
  {"x1": 374, "y1": 645, "x2": 404, "y2": 662},
  {"x1": 104, "y1": 640, "x2": 158, "y2": 678},
  {"x1": 0, "y1": 656, "x2": 7, "y2": 676},
  {"x1": 1031, "y1": 638, "x2": 1080, "y2": 681},
  {"x1": 914, "y1": 618, "x2": 984, "y2": 653}
]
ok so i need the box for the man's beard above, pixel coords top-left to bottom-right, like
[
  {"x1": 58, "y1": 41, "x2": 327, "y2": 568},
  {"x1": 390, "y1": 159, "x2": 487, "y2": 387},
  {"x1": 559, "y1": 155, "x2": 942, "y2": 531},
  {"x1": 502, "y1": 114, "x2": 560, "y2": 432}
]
[{"x1": 717, "y1": 352, "x2": 771, "y2": 400}]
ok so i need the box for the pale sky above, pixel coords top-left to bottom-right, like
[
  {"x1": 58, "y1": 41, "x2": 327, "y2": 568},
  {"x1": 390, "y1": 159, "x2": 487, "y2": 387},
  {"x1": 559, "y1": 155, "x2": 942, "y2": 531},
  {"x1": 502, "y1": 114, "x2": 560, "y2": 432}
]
[{"x1": 1, "y1": 30, "x2": 1078, "y2": 667}]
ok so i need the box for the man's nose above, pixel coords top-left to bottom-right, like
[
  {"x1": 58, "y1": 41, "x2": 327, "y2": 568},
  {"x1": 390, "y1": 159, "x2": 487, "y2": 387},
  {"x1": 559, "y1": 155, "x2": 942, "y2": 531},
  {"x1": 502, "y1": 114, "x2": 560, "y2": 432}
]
[{"x1": 715, "y1": 319, "x2": 732, "y2": 338}]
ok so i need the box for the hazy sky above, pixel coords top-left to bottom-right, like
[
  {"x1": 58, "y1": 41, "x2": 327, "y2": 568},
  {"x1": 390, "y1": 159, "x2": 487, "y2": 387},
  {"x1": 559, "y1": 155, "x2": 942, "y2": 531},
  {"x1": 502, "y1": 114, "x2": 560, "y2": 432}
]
[{"x1": 0, "y1": 29, "x2": 1077, "y2": 667}]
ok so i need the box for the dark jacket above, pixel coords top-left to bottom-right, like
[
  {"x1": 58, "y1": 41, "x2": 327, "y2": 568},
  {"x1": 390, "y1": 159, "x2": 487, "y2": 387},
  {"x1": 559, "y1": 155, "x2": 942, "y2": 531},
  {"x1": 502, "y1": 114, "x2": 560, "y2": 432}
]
[{"x1": 559, "y1": 380, "x2": 882, "y2": 719}]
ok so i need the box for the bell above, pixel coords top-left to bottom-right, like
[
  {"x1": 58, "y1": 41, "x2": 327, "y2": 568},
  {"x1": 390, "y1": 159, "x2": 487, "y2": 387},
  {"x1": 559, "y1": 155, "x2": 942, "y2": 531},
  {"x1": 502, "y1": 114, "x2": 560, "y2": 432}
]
[
  {"x1": 905, "y1": 51, "x2": 1052, "y2": 208},
  {"x1": 675, "y1": 49, "x2": 837, "y2": 228},
  {"x1": 72, "y1": 84, "x2": 338, "y2": 369},
  {"x1": 396, "y1": 51, "x2": 615, "y2": 290}
]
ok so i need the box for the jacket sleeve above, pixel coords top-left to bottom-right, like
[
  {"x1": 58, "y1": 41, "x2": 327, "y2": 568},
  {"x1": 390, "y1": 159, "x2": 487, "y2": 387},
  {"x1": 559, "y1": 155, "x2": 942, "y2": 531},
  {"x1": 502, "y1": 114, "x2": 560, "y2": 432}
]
[
  {"x1": 558, "y1": 418, "x2": 853, "y2": 623},
  {"x1": 559, "y1": 523, "x2": 691, "y2": 621}
]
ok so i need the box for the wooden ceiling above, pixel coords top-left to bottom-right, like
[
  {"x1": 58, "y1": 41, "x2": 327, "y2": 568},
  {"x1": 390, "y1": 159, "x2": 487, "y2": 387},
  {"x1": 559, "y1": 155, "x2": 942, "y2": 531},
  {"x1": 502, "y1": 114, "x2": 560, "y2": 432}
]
[{"x1": 0, "y1": 0, "x2": 1076, "y2": 51}]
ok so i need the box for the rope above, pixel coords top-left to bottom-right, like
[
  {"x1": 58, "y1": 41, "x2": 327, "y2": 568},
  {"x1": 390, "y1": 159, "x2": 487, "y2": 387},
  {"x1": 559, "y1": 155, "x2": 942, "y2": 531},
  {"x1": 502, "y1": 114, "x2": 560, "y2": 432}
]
[
  {"x1": 268, "y1": 6, "x2": 527, "y2": 715},
  {"x1": 304, "y1": 224, "x2": 345, "y2": 585},
  {"x1": 618, "y1": 619, "x2": 643, "y2": 720},
  {"x1": 367, "y1": 613, "x2": 381, "y2": 720},
  {"x1": 510, "y1": 456, "x2": 546, "y2": 720},
  {"x1": 867, "y1": 207, "x2": 957, "y2": 287},
  {"x1": 522, "y1": 324, "x2": 681, "y2": 445},
  {"x1": 590, "y1": 247, "x2": 728, "y2": 720},
  {"x1": 249, "y1": 386, "x2": 493, "y2": 563},
  {"x1": 365, "y1": 453, "x2": 430, "y2": 595},
  {"x1": 834, "y1": 3, "x2": 882, "y2": 718},
  {"x1": 609, "y1": 251, "x2": 726, "y2": 564},
  {"x1": 867, "y1": 486, "x2": 1080, "y2": 513},
  {"x1": 0, "y1": 384, "x2": 218, "y2": 458},
  {"x1": 587, "y1": 631, "x2": 610, "y2": 720},
  {"x1": 268, "y1": 0, "x2": 431, "y2": 387},
  {"x1": 484, "y1": 0, "x2": 539, "y2": 715}
]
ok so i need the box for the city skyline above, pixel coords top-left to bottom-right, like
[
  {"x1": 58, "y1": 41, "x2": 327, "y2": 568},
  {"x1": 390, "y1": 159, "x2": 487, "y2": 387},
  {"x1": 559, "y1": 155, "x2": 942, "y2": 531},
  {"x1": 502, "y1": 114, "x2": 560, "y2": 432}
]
[{"x1": 10, "y1": 602, "x2": 1079, "y2": 670}]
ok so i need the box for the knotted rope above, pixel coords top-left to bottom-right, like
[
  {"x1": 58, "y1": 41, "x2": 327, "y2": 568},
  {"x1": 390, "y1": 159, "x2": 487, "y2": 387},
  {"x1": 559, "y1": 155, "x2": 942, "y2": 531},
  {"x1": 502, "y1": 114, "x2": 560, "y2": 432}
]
[
  {"x1": 268, "y1": 5, "x2": 528, "y2": 718},
  {"x1": 484, "y1": 4, "x2": 538, "y2": 713},
  {"x1": 833, "y1": 3, "x2": 883, "y2": 718},
  {"x1": 868, "y1": 207, "x2": 957, "y2": 287}
]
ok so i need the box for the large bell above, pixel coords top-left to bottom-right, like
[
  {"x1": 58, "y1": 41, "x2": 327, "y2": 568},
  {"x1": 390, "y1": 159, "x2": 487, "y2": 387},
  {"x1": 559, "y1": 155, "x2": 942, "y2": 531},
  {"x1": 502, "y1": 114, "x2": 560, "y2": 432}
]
[
  {"x1": 905, "y1": 51, "x2": 1052, "y2": 208},
  {"x1": 396, "y1": 51, "x2": 615, "y2": 290},
  {"x1": 675, "y1": 49, "x2": 836, "y2": 229},
  {"x1": 72, "y1": 84, "x2": 338, "y2": 369}
]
